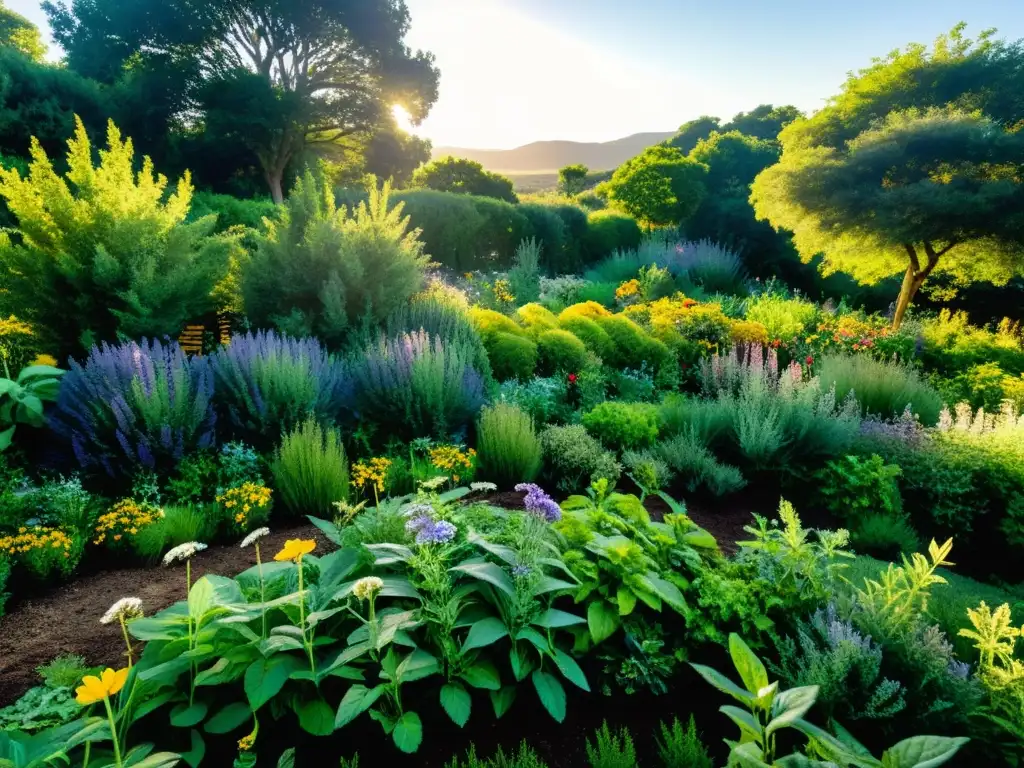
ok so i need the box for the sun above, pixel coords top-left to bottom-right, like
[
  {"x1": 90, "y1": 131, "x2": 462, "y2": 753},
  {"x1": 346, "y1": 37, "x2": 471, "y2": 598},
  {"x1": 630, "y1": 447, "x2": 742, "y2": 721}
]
[{"x1": 391, "y1": 104, "x2": 416, "y2": 133}]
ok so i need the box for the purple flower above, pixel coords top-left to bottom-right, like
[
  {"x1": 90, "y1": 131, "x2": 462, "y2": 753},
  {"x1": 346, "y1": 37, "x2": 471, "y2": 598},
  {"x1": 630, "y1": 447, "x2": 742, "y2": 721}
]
[
  {"x1": 404, "y1": 512, "x2": 433, "y2": 536},
  {"x1": 515, "y1": 483, "x2": 561, "y2": 523},
  {"x1": 415, "y1": 519, "x2": 457, "y2": 545},
  {"x1": 512, "y1": 564, "x2": 532, "y2": 578}
]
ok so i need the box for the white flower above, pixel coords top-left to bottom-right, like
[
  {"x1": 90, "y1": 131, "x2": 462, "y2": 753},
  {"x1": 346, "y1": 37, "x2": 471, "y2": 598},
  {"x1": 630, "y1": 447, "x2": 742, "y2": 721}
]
[
  {"x1": 100, "y1": 597, "x2": 143, "y2": 625},
  {"x1": 240, "y1": 528, "x2": 270, "y2": 548},
  {"x1": 162, "y1": 541, "x2": 208, "y2": 566},
  {"x1": 352, "y1": 576, "x2": 384, "y2": 601},
  {"x1": 470, "y1": 482, "x2": 497, "y2": 492},
  {"x1": 418, "y1": 475, "x2": 448, "y2": 491}
]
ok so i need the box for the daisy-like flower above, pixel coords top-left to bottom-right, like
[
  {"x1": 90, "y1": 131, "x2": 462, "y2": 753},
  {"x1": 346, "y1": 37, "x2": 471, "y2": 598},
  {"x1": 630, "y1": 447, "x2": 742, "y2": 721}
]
[
  {"x1": 240, "y1": 527, "x2": 270, "y2": 548},
  {"x1": 75, "y1": 667, "x2": 129, "y2": 705},
  {"x1": 470, "y1": 482, "x2": 497, "y2": 492},
  {"x1": 162, "y1": 541, "x2": 208, "y2": 566},
  {"x1": 274, "y1": 539, "x2": 316, "y2": 562},
  {"x1": 100, "y1": 597, "x2": 143, "y2": 625},
  {"x1": 352, "y1": 576, "x2": 384, "y2": 601}
]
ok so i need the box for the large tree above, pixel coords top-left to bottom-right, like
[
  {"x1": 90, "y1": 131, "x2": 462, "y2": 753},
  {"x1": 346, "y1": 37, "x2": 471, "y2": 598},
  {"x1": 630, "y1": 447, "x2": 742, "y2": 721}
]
[
  {"x1": 751, "y1": 25, "x2": 1024, "y2": 328},
  {"x1": 44, "y1": 0, "x2": 440, "y2": 202},
  {"x1": 411, "y1": 156, "x2": 518, "y2": 203},
  {"x1": 722, "y1": 104, "x2": 803, "y2": 141},
  {"x1": 667, "y1": 115, "x2": 720, "y2": 154},
  {"x1": 0, "y1": 1, "x2": 46, "y2": 62},
  {"x1": 604, "y1": 144, "x2": 707, "y2": 227}
]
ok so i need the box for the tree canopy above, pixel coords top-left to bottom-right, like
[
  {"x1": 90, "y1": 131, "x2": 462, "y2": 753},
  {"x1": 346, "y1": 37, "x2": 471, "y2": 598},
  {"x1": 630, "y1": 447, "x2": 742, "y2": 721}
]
[
  {"x1": 411, "y1": 156, "x2": 518, "y2": 203},
  {"x1": 558, "y1": 163, "x2": 588, "y2": 196},
  {"x1": 604, "y1": 144, "x2": 707, "y2": 227},
  {"x1": 43, "y1": 0, "x2": 440, "y2": 202},
  {"x1": 752, "y1": 25, "x2": 1024, "y2": 328},
  {"x1": 667, "y1": 115, "x2": 720, "y2": 154},
  {"x1": 0, "y1": 1, "x2": 46, "y2": 61},
  {"x1": 721, "y1": 104, "x2": 803, "y2": 141}
]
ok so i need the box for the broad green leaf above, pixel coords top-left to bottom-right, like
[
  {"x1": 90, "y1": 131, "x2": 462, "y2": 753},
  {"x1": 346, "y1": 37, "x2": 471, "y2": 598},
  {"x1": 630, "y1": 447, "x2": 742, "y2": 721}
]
[
  {"x1": 534, "y1": 576, "x2": 576, "y2": 595},
  {"x1": 682, "y1": 528, "x2": 718, "y2": 549},
  {"x1": 395, "y1": 649, "x2": 439, "y2": 683},
  {"x1": 180, "y1": 729, "x2": 205, "y2": 768},
  {"x1": 460, "y1": 661, "x2": 501, "y2": 690},
  {"x1": 335, "y1": 684, "x2": 385, "y2": 729},
  {"x1": 729, "y1": 634, "x2": 769, "y2": 696},
  {"x1": 531, "y1": 670, "x2": 566, "y2": 722},
  {"x1": 643, "y1": 574, "x2": 687, "y2": 613},
  {"x1": 551, "y1": 649, "x2": 589, "y2": 691},
  {"x1": 439, "y1": 487, "x2": 471, "y2": 502},
  {"x1": 515, "y1": 626, "x2": 550, "y2": 655},
  {"x1": 369, "y1": 708, "x2": 396, "y2": 733},
  {"x1": 450, "y1": 562, "x2": 515, "y2": 597},
  {"x1": 616, "y1": 587, "x2": 637, "y2": 616},
  {"x1": 462, "y1": 617, "x2": 508, "y2": 652},
  {"x1": 204, "y1": 702, "x2": 251, "y2": 734},
  {"x1": 277, "y1": 748, "x2": 296, "y2": 768},
  {"x1": 467, "y1": 532, "x2": 518, "y2": 564},
  {"x1": 392, "y1": 712, "x2": 423, "y2": 754},
  {"x1": 187, "y1": 578, "x2": 215, "y2": 620},
  {"x1": 440, "y1": 683, "x2": 471, "y2": 727},
  {"x1": 244, "y1": 656, "x2": 302, "y2": 710},
  {"x1": 122, "y1": 751, "x2": 182, "y2": 768},
  {"x1": 169, "y1": 702, "x2": 208, "y2": 728},
  {"x1": 509, "y1": 645, "x2": 533, "y2": 682},
  {"x1": 297, "y1": 698, "x2": 335, "y2": 736},
  {"x1": 721, "y1": 705, "x2": 763, "y2": 743},
  {"x1": 767, "y1": 686, "x2": 819, "y2": 735},
  {"x1": 532, "y1": 609, "x2": 586, "y2": 629},
  {"x1": 881, "y1": 736, "x2": 970, "y2": 768},
  {"x1": 587, "y1": 601, "x2": 620, "y2": 644},
  {"x1": 690, "y1": 662, "x2": 755, "y2": 707},
  {"x1": 306, "y1": 516, "x2": 344, "y2": 546},
  {"x1": 489, "y1": 685, "x2": 516, "y2": 719},
  {"x1": 728, "y1": 742, "x2": 773, "y2": 768}
]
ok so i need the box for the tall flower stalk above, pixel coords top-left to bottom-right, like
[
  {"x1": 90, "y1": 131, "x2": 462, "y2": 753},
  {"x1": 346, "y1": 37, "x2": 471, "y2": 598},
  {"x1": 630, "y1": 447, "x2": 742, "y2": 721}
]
[
  {"x1": 163, "y1": 542, "x2": 208, "y2": 703},
  {"x1": 100, "y1": 598, "x2": 144, "y2": 668},
  {"x1": 75, "y1": 668, "x2": 129, "y2": 767},
  {"x1": 274, "y1": 539, "x2": 317, "y2": 674},
  {"x1": 241, "y1": 528, "x2": 271, "y2": 639}
]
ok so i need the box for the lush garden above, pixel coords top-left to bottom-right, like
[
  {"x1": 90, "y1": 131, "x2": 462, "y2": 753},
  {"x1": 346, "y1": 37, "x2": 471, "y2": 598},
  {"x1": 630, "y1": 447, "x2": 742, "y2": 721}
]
[{"x1": 2, "y1": 5, "x2": 1024, "y2": 768}]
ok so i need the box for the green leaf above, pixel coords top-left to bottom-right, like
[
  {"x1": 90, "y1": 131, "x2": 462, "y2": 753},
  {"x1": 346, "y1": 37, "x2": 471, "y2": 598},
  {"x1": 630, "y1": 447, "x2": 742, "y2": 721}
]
[
  {"x1": 277, "y1": 748, "x2": 296, "y2": 768},
  {"x1": 392, "y1": 712, "x2": 423, "y2": 754},
  {"x1": 515, "y1": 626, "x2": 550, "y2": 655},
  {"x1": 450, "y1": 562, "x2": 515, "y2": 597},
  {"x1": 729, "y1": 634, "x2": 769, "y2": 695},
  {"x1": 0, "y1": 425, "x2": 14, "y2": 451},
  {"x1": 721, "y1": 705, "x2": 763, "y2": 743},
  {"x1": 534, "y1": 576, "x2": 576, "y2": 595},
  {"x1": 682, "y1": 528, "x2": 718, "y2": 549},
  {"x1": 187, "y1": 577, "x2": 215, "y2": 620},
  {"x1": 690, "y1": 662, "x2": 755, "y2": 707},
  {"x1": 643, "y1": 574, "x2": 687, "y2": 613},
  {"x1": 440, "y1": 683, "x2": 471, "y2": 728},
  {"x1": 460, "y1": 661, "x2": 501, "y2": 690},
  {"x1": 766, "y1": 686, "x2": 819, "y2": 735},
  {"x1": 180, "y1": 729, "x2": 205, "y2": 768},
  {"x1": 881, "y1": 736, "x2": 970, "y2": 768},
  {"x1": 297, "y1": 698, "x2": 335, "y2": 736},
  {"x1": 531, "y1": 670, "x2": 566, "y2": 723},
  {"x1": 169, "y1": 702, "x2": 208, "y2": 728},
  {"x1": 551, "y1": 649, "x2": 589, "y2": 692},
  {"x1": 532, "y1": 608, "x2": 586, "y2": 629},
  {"x1": 306, "y1": 516, "x2": 344, "y2": 546},
  {"x1": 616, "y1": 587, "x2": 637, "y2": 616},
  {"x1": 489, "y1": 686, "x2": 516, "y2": 719},
  {"x1": 587, "y1": 600, "x2": 620, "y2": 644},
  {"x1": 728, "y1": 742, "x2": 773, "y2": 768},
  {"x1": 461, "y1": 617, "x2": 508, "y2": 652},
  {"x1": 335, "y1": 684, "x2": 385, "y2": 729},
  {"x1": 395, "y1": 649, "x2": 439, "y2": 683},
  {"x1": 204, "y1": 702, "x2": 252, "y2": 734},
  {"x1": 244, "y1": 656, "x2": 302, "y2": 711},
  {"x1": 509, "y1": 645, "x2": 533, "y2": 682}
]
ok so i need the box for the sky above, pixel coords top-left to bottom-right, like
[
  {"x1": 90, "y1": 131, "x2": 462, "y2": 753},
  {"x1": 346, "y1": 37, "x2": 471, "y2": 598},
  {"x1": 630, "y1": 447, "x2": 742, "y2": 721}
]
[{"x1": 10, "y1": 0, "x2": 1024, "y2": 149}]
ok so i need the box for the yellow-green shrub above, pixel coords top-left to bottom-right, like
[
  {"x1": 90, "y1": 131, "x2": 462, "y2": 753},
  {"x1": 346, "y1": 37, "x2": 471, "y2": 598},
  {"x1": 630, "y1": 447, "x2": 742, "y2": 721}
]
[
  {"x1": 583, "y1": 401, "x2": 661, "y2": 450},
  {"x1": 469, "y1": 307, "x2": 528, "y2": 341},
  {"x1": 559, "y1": 316, "x2": 618, "y2": 364},
  {"x1": 597, "y1": 314, "x2": 672, "y2": 371},
  {"x1": 537, "y1": 329, "x2": 588, "y2": 375},
  {"x1": 516, "y1": 303, "x2": 559, "y2": 335},
  {"x1": 488, "y1": 332, "x2": 537, "y2": 381},
  {"x1": 558, "y1": 301, "x2": 612, "y2": 322},
  {"x1": 730, "y1": 319, "x2": 770, "y2": 345}
]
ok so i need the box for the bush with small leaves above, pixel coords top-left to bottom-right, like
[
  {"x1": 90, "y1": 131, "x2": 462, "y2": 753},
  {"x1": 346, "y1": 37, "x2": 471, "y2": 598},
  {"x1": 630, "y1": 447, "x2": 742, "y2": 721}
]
[
  {"x1": 271, "y1": 419, "x2": 349, "y2": 517},
  {"x1": 488, "y1": 333, "x2": 538, "y2": 382},
  {"x1": 476, "y1": 403, "x2": 542, "y2": 489},
  {"x1": 582, "y1": 401, "x2": 660, "y2": 451},
  {"x1": 536, "y1": 330, "x2": 589, "y2": 376}
]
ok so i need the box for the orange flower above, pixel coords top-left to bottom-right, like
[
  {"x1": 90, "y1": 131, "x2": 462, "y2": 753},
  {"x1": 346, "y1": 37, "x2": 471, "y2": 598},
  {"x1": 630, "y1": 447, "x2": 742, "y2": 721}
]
[{"x1": 75, "y1": 667, "x2": 129, "y2": 705}]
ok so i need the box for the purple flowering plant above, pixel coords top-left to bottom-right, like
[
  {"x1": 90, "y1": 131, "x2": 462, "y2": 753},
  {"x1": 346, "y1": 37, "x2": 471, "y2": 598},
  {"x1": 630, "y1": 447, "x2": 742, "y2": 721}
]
[{"x1": 50, "y1": 338, "x2": 215, "y2": 480}]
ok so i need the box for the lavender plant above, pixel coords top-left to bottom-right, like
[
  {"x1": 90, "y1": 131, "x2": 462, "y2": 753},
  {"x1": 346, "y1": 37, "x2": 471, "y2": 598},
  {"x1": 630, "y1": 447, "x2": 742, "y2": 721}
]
[
  {"x1": 210, "y1": 330, "x2": 352, "y2": 446},
  {"x1": 351, "y1": 329, "x2": 486, "y2": 440},
  {"x1": 50, "y1": 339, "x2": 215, "y2": 480}
]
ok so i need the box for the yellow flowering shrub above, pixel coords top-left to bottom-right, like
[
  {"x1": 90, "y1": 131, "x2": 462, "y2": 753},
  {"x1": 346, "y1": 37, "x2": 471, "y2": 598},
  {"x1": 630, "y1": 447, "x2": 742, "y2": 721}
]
[
  {"x1": 0, "y1": 314, "x2": 38, "y2": 371},
  {"x1": 615, "y1": 279, "x2": 641, "y2": 305},
  {"x1": 492, "y1": 278, "x2": 515, "y2": 305},
  {"x1": 217, "y1": 482, "x2": 273, "y2": 532},
  {"x1": 0, "y1": 525, "x2": 82, "y2": 579},
  {"x1": 558, "y1": 301, "x2": 612, "y2": 323},
  {"x1": 624, "y1": 295, "x2": 730, "y2": 351},
  {"x1": 351, "y1": 457, "x2": 393, "y2": 503},
  {"x1": 729, "y1": 320, "x2": 770, "y2": 345},
  {"x1": 516, "y1": 303, "x2": 559, "y2": 335},
  {"x1": 429, "y1": 445, "x2": 476, "y2": 484},
  {"x1": 94, "y1": 499, "x2": 163, "y2": 548}
]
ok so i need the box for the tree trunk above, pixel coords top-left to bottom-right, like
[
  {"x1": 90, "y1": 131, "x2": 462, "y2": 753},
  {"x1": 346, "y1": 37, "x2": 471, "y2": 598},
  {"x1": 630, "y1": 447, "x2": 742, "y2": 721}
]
[
  {"x1": 266, "y1": 171, "x2": 285, "y2": 205},
  {"x1": 891, "y1": 242, "x2": 946, "y2": 331}
]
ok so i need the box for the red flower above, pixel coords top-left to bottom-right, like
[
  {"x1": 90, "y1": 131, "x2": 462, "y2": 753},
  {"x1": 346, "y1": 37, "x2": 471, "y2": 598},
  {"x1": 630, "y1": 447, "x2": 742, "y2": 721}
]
[
  {"x1": 805, "y1": 355, "x2": 814, "y2": 365},
  {"x1": 567, "y1": 373, "x2": 578, "y2": 384}
]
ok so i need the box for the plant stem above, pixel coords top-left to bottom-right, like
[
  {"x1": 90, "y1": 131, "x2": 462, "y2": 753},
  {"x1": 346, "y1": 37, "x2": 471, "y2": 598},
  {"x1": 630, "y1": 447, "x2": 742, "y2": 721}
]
[
  {"x1": 186, "y1": 558, "x2": 194, "y2": 705},
  {"x1": 119, "y1": 616, "x2": 134, "y2": 668},
  {"x1": 102, "y1": 696, "x2": 123, "y2": 768},
  {"x1": 298, "y1": 557, "x2": 314, "y2": 674},
  {"x1": 256, "y1": 543, "x2": 266, "y2": 640}
]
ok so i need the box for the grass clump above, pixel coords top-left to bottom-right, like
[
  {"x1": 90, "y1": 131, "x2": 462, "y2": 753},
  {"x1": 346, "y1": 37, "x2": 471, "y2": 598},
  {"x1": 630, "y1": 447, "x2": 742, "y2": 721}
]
[
  {"x1": 271, "y1": 418, "x2": 348, "y2": 517},
  {"x1": 476, "y1": 403, "x2": 543, "y2": 489}
]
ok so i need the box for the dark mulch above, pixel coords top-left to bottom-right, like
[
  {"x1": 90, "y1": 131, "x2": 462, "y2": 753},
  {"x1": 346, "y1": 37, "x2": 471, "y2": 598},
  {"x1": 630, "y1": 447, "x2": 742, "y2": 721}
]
[{"x1": 0, "y1": 523, "x2": 331, "y2": 706}]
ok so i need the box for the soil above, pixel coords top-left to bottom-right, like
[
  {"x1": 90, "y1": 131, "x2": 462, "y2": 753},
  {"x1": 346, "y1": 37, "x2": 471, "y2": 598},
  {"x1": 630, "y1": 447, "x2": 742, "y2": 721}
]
[{"x1": 0, "y1": 523, "x2": 332, "y2": 707}]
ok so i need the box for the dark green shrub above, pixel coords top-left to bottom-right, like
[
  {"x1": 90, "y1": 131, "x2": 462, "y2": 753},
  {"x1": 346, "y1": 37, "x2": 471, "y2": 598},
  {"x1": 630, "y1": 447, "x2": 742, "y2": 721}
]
[
  {"x1": 816, "y1": 454, "x2": 903, "y2": 522},
  {"x1": 189, "y1": 191, "x2": 278, "y2": 232},
  {"x1": 243, "y1": 174, "x2": 428, "y2": 347},
  {"x1": 852, "y1": 512, "x2": 921, "y2": 559},
  {"x1": 472, "y1": 196, "x2": 532, "y2": 268},
  {"x1": 271, "y1": 419, "x2": 349, "y2": 517},
  {"x1": 476, "y1": 403, "x2": 542, "y2": 488},
  {"x1": 655, "y1": 715, "x2": 714, "y2": 768},
  {"x1": 507, "y1": 238, "x2": 542, "y2": 305},
  {"x1": 559, "y1": 316, "x2": 617, "y2": 364},
  {"x1": 541, "y1": 424, "x2": 621, "y2": 493},
  {"x1": 575, "y1": 281, "x2": 618, "y2": 307},
  {"x1": 543, "y1": 203, "x2": 589, "y2": 273},
  {"x1": 0, "y1": 555, "x2": 9, "y2": 618},
  {"x1": 818, "y1": 353, "x2": 943, "y2": 426},
  {"x1": 596, "y1": 315, "x2": 672, "y2": 371},
  {"x1": 583, "y1": 401, "x2": 660, "y2": 450},
  {"x1": 654, "y1": 431, "x2": 747, "y2": 496},
  {"x1": 584, "y1": 210, "x2": 642, "y2": 263},
  {"x1": 519, "y1": 204, "x2": 567, "y2": 272},
  {"x1": 488, "y1": 332, "x2": 538, "y2": 382},
  {"x1": 392, "y1": 189, "x2": 484, "y2": 271},
  {"x1": 536, "y1": 329, "x2": 588, "y2": 375},
  {"x1": 411, "y1": 156, "x2": 518, "y2": 203},
  {"x1": 585, "y1": 722, "x2": 636, "y2": 768},
  {"x1": 444, "y1": 742, "x2": 548, "y2": 768}
]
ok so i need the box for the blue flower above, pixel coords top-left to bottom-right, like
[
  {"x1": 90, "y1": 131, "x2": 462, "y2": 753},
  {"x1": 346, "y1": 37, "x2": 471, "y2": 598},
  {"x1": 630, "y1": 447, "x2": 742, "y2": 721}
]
[
  {"x1": 512, "y1": 564, "x2": 532, "y2": 578},
  {"x1": 515, "y1": 482, "x2": 562, "y2": 523},
  {"x1": 416, "y1": 519, "x2": 457, "y2": 545}
]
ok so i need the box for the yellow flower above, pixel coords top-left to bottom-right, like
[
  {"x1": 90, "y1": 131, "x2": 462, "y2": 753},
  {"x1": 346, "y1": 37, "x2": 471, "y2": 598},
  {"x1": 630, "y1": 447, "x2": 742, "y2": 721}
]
[
  {"x1": 75, "y1": 667, "x2": 129, "y2": 705},
  {"x1": 274, "y1": 539, "x2": 316, "y2": 562},
  {"x1": 30, "y1": 353, "x2": 58, "y2": 367}
]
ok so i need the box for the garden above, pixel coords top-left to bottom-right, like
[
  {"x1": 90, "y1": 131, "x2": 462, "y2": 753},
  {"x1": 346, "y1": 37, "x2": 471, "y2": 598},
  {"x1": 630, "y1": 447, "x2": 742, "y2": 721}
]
[{"x1": 1, "y1": 7, "x2": 1024, "y2": 768}]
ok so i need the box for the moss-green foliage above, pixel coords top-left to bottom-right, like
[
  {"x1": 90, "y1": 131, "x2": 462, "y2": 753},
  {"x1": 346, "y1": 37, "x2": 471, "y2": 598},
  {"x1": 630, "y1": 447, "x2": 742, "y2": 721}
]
[
  {"x1": 0, "y1": 118, "x2": 234, "y2": 358},
  {"x1": 584, "y1": 210, "x2": 643, "y2": 262},
  {"x1": 919, "y1": 310, "x2": 1024, "y2": 377},
  {"x1": 595, "y1": 314, "x2": 672, "y2": 371},
  {"x1": 189, "y1": 191, "x2": 278, "y2": 232},
  {"x1": 536, "y1": 329, "x2": 588, "y2": 376},
  {"x1": 516, "y1": 303, "x2": 559, "y2": 335},
  {"x1": 576, "y1": 281, "x2": 618, "y2": 307},
  {"x1": 390, "y1": 189, "x2": 486, "y2": 271},
  {"x1": 444, "y1": 742, "x2": 548, "y2": 768},
  {"x1": 132, "y1": 503, "x2": 219, "y2": 562},
  {"x1": 271, "y1": 418, "x2": 348, "y2": 517},
  {"x1": 582, "y1": 401, "x2": 660, "y2": 451},
  {"x1": 476, "y1": 403, "x2": 542, "y2": 488},
  {"x1": 540, "y1": 424, "x2": 621, "y2": 492},
  {"x1": 744, "y1": 294, "x2": 818, "y2": 342},
  {"x1": 487, "y1": 332, "x2": 538, "y2": 381},
  {"x1": 243, "y1": 173, "x2": 428, "y2": 348},
  {"x1": 585, "y1": 722, "x2": 636, "y2": 768},
  {"x1": 818, "y1": 353, "x2": 943, "y2": 425},
  {"x1": 559, "y1": 316, "x2": 618, "y2": 364},
  {"x1": 507, "y1": 238, "x2": 542, "y2": 305},
  {"x1": 655, "y1": 715, "x2": 714, "y2": 768},
  {"x1": 654, "y1": 431, "x2": 747, "y2": 496}
]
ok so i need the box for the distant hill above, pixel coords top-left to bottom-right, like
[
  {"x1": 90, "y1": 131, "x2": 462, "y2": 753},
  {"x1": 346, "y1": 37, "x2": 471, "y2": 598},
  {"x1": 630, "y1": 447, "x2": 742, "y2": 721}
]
[{"x1": 431, "y1": 132, "x2": 676, "y2": 174}]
